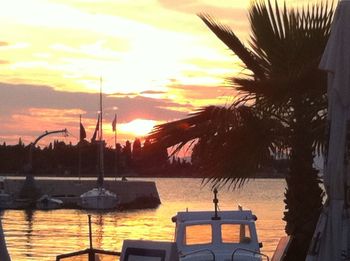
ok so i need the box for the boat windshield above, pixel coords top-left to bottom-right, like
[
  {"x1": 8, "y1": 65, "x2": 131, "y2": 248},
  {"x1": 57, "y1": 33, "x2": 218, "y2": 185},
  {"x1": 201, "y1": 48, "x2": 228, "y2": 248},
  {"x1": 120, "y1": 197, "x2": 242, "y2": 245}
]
[
  {"x1": 221, "y1": 224, "x2": 251, "y2": 244},
  {"x1": 184, "y1": 224, "x2": 212, "y2": 245},
  {"x1": 183, "y1": 223, "x2": 252, "y2": 246}
]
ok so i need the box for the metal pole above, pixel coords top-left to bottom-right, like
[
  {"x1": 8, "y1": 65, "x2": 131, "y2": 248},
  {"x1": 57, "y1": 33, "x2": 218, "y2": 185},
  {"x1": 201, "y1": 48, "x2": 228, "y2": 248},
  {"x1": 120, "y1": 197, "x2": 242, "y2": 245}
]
[
  {"x1": 28, "y1": 129, "x2": 68, "y2": 169},
  {"x1": 99, "y1": 77, "x2": 104, "y2": 187},
  {"x1": 78, "y1": 115, "x2": 82, "y2": 182},
  {"x1": 212, "y1": 188, "x2": 221, "y2": 220},
  {"x1": 114, "y1": 114, "x2": 117, "y2": 181},
  {"x1": 88, "y1": 215, "x2": 94, "y2": 261},
  {"x1": 88, "y1": 215, "x2": 93, "y2": 249}
]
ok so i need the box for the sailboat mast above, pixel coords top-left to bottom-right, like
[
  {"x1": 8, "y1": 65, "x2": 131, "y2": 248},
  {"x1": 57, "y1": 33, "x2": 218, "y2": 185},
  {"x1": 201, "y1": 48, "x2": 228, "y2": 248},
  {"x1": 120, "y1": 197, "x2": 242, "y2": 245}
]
[
  {"x1": 98, "y1": 77, "x2": 104, "y2": 187},
  {"x1": 99, "y1": 77, "x2": 103, "y2": 142},
  {"x1": 114, "y1": 113, "x2": 118, "y2": 180}
]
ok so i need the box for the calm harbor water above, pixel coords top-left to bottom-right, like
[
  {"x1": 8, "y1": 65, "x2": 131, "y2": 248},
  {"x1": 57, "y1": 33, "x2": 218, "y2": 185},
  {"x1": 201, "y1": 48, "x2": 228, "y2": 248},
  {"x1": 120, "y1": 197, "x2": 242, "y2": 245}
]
[{"x1": 1, "y1": 178, "x2": 286, "y2": 260}]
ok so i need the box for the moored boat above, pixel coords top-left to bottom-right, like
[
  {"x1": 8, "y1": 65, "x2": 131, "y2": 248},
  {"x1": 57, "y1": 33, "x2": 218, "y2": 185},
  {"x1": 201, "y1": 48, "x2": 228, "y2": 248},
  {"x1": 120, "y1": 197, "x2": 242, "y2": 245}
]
[
  {"x1": 79, "y1": 187, "x2": 119, "y2": 210},
  {"x1": 78, "y1": 78, "x2": 119, "y2": 210},
  {"x1": 36, "y1": 194, "x2": 63, "y2": 210},
  {"x1": 119, "y1": 189, "x2": 269, "y2": 261}
]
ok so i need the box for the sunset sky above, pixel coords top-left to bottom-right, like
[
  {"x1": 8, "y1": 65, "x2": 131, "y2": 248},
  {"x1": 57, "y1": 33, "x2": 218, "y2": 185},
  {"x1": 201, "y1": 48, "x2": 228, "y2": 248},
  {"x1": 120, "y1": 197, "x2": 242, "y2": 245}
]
[{"x1": 0, "y1": 0, "x2": 325, "y2": 147}]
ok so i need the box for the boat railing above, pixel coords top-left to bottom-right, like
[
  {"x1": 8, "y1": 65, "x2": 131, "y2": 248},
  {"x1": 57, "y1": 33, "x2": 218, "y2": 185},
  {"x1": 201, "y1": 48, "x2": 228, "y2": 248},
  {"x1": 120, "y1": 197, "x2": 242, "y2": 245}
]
[
  {"x1": 56, "y1": 248, "x2": 121, "y2": 261},
  {"x1": 231, "y1": 248, "x2": 270, "y2": 261},
  {"x1": 179, "y1": 248, "x2": 216, "y2": 261}
]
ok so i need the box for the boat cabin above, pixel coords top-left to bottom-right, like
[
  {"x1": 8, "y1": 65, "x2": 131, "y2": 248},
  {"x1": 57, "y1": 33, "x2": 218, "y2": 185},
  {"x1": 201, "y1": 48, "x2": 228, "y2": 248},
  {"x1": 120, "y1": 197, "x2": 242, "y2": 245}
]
[{"x1": 173, "y1": 210, "x2": 264, "y2": 260}]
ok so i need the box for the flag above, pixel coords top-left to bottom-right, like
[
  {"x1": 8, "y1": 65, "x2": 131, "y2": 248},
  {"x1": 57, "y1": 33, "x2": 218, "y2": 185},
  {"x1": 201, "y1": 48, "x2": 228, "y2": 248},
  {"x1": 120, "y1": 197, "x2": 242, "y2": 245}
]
[
  {"x1": 112, "y1": 114, "x2": 117, "y2": 132},
  {"x1": 91, "y1": 116, "x2": 100, "y2": 142},
  {"x1": 80, "y1": 122, "x2": 86, "y2": 142}
]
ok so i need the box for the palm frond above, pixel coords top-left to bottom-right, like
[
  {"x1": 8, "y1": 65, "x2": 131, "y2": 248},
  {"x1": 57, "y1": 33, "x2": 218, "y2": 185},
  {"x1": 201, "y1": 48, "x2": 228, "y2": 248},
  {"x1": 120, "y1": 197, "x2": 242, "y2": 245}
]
[
  {"x1": 149, "y1": 105, "x2": 284, "y2": 188},
  {"x1": 198, "y1": 14, "x2": 266, "y2": 80},
  {"x1": 245, "y1": 0, "x2": 333, "y2": 104},
  {"x1": 190, "y1": 106, "x2": 284, "y2": 189}
]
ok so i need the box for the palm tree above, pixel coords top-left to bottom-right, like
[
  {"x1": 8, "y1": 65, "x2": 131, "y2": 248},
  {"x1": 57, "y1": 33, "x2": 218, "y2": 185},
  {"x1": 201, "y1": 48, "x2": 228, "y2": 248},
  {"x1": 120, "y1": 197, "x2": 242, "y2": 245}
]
[{"x1": 148, "y1": 1, "x2": 334, "y2": 259}]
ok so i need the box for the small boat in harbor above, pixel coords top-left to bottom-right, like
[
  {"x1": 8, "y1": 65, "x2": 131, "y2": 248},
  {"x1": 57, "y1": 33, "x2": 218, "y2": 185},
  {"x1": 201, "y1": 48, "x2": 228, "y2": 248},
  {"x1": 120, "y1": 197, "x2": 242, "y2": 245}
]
[
  {"x1": 120, "y1": 188, "x2": 269, "y2": 261},
  {"x1": 36, "y1": 194, "x2": 63, "y2": 210},
  {"x1": 78, "y1": 78, "x2": 119, "y2": 210},
  {"x1": 79, "y1": 187, "x2": 118, "y2": 210}
]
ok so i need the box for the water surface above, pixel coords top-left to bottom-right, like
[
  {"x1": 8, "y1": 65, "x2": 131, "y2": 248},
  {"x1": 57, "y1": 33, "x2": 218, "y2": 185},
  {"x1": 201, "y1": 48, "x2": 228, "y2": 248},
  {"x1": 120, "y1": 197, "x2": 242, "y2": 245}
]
[{"x1": 2, "y1": 178, "x2": 286, "y2": 260}]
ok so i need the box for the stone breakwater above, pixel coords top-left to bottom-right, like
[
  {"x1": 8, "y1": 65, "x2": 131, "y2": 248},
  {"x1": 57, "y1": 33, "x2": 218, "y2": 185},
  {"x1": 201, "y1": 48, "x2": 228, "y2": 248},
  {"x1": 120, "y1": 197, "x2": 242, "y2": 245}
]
[{"x1": 2, "y1": 178, "x2": 161, "y2": 210}]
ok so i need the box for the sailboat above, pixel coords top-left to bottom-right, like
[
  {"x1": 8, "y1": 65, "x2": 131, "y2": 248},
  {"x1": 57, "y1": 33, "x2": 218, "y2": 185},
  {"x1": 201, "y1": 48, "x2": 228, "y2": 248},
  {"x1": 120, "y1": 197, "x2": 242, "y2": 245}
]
[{"x1": 78, "y1": 78, "x2": 119, "y2": 210}]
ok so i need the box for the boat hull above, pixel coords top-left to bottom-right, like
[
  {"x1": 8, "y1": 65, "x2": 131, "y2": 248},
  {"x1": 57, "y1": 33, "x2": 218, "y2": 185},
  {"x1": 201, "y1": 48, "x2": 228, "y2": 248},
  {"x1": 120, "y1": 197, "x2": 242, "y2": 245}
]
[
  {"x1": 78, "y1": 188, "x2": 119, "y2": 210},
  {"x1": 36, "y1": 200, "x2": 62, "y2": 210},
  {"x1": 0, "y1": 194, "x2": 13, "y2": 209}
]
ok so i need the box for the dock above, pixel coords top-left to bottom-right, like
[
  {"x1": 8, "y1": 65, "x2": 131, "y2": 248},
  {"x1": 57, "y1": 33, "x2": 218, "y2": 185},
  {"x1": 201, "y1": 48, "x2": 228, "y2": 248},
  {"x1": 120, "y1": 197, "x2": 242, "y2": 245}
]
[{"x1": 1, "y1": 177, "x2": 161, "y2": 210}]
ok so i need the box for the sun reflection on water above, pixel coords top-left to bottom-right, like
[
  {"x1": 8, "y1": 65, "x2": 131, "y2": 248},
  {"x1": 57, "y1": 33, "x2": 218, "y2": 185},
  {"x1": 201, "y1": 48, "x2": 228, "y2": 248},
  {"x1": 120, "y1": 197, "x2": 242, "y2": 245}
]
[{"x1": 2, "y1": 178, "x2": 286, "y2": 260}]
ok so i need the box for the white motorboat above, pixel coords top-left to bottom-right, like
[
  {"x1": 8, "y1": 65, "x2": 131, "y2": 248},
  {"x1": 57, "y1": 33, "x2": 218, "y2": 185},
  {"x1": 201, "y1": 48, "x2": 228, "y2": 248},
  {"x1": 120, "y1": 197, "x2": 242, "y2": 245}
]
[
  {"x1": 36, "y1": 194, "x2": 63, "y2": 210},
  {"x1": 120, "y1": 189, "x2": 270, "y2": 261},
  {"x1": 57, "y1": 189, "x2": 277, "y2": 260}
]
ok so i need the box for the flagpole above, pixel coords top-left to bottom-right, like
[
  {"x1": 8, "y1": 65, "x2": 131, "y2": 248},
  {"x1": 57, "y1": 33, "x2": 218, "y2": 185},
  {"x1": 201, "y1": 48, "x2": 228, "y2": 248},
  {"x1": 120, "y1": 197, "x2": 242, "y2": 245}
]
[
  {"x1": 114, "y1": 114, "x2": 117, "y2": 181},
  {"x1": 99, "y1": 77, "x2": 103, "y2": 143},
  {"x1": 78, "y1": 114, "x2": 82, "y2": 182},
  {"x1": 114, "y1": 114, "x2": 117, "y2": 150}
]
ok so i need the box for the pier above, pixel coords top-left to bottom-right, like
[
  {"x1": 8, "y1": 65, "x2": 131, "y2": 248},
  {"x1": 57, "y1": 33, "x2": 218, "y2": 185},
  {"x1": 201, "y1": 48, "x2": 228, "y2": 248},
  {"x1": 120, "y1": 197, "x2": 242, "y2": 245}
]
[{"x1": 1, "y1": 177, "x2": 161, "y2": 210}]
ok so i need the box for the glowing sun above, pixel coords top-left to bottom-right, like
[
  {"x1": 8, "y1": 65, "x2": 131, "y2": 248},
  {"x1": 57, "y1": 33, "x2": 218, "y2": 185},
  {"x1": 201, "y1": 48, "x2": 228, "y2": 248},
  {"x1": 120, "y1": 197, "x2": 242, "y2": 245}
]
[{"x1": 120, "y1": 119, "x2": 158, "y2": 137}]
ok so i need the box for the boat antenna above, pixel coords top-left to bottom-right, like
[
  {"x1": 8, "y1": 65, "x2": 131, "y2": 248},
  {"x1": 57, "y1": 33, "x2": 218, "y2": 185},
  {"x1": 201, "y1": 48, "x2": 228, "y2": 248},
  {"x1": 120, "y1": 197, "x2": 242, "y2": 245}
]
[
  {"x1": 88, "y1": 215, "x2": 93, "y2": 249},
  {"x1": 212, "y1": 188, "x2": 221, "y2": 220}
]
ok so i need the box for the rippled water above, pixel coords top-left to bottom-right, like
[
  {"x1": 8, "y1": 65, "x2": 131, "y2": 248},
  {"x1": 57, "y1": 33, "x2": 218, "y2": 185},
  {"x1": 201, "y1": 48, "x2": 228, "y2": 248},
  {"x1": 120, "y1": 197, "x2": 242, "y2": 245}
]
[{"x1": 1, "y1": 178, "x2": 286, "y2": 260}]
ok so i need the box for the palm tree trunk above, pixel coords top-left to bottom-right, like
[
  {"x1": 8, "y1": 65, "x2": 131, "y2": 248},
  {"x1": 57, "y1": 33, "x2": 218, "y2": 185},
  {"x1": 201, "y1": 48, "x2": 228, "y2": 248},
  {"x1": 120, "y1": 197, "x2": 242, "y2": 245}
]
[{"x1": 283, "y1": 105, "x2": 324, "y2": 260}]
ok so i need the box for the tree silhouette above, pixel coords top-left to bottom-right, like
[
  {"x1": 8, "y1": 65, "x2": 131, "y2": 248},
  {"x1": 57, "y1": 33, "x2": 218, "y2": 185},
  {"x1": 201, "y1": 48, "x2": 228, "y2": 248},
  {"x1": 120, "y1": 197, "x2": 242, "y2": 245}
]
[{"x1": 148, "y1": 1, "x2": 334, "y2": 259}]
